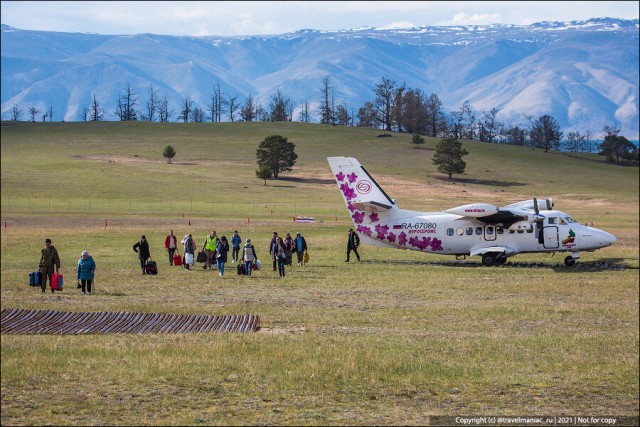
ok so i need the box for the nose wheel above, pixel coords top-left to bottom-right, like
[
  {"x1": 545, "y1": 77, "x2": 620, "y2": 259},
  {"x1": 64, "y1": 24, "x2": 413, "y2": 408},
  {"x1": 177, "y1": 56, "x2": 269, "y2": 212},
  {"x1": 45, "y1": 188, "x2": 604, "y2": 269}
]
[{"x1": 564, "y1": 255, "x2": 576, "y2": 266}]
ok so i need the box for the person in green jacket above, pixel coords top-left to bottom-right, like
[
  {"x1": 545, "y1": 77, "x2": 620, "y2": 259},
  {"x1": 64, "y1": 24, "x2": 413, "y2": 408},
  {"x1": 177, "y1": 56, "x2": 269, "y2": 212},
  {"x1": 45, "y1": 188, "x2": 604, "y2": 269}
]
[{"x1": 39, "y1": 238, "x2": 61, "y2": 293}]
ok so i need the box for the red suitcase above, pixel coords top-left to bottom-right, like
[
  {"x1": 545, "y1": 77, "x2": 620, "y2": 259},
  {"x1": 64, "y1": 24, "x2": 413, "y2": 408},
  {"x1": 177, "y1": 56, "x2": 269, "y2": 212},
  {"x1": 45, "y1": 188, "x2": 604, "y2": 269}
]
[
  {"x1": 173, "y1": 253, "x2": 182, "y2": 266},
  {"x1": 51, "y1": 273, "x2": 64, "y2": 291}
]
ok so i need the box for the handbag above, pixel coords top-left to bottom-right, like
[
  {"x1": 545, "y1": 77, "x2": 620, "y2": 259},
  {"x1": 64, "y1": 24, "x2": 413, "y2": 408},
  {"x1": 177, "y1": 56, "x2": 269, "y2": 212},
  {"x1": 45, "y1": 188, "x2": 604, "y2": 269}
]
[{"x1": 303, "y1": 251, "x2": 309, "y2": 264}]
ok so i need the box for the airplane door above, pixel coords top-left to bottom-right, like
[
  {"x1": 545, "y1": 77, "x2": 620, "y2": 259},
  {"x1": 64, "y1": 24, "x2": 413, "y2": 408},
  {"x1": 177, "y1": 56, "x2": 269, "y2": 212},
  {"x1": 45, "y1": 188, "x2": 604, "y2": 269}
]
[
  {"x1": 484, "y1": 225, "x2": 496, "y2": 241},
  {"x1": 543, "y1": 226, "x2": 559, "y2": 249}
]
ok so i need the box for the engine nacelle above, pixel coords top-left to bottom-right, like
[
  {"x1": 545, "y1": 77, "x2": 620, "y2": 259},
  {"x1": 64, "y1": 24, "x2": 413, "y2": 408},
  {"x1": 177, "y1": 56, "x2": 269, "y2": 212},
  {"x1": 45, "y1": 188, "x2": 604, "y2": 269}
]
[{"x1": 445, "y1": 203, "x2": 499, "y2": 217}]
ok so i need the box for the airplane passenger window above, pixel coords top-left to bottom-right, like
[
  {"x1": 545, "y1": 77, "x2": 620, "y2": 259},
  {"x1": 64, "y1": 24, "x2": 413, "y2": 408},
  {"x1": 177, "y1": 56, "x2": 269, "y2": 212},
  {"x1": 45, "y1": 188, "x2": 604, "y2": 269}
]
[
  {"x1": 456, "y1": 228, "x2": 464, "y2": 236},
  {"x1": 486, "y1": 227, "x2": 494, "y2": 235},
  {"x1": 466, "y1": 227, "x2": 473, "y2": 235},
  {"x1": 497, "y1": 227, "x2": 504, "y2": 234},
  {"x1": 475, "y1": 227, "x2": 482, "y2": 235},
  {"x1": 527, "y1": 229, "x2": 533, "y2": 233},
  {"x1": 517, "y1": 230, "x2": 524, "y2": 234},
  {"x1": 447, "y1": 228, "x2": 454, "y2": 236}
]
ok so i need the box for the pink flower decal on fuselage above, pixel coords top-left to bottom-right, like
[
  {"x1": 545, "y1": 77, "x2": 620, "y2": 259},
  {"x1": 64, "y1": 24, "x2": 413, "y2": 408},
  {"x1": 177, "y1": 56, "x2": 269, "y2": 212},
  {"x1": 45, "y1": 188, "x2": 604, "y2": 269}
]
[
  {"x1": 340, "y1": 183, "x2": 357, "y2": 200},
  {"x1": 369, "y1": 212, "x2": 379, "y2": 222},
  {"x1": 387, "y1": 232, "x2": 396, "y2": 243},
  {"x1": 336, "y1": 172, "x2": 345, "y2": 182},
  {"x1": 430, "y1": 238, "x2": 443, "y2": 251},
  {"x1": 375, "y1": 224, "x2": 389, "y2": 240},
  {"x1": 398, "y1": 232, "x2": 408, "y2": 246},
  {"x1": 357, "y1": 225, "x2": 372, "y2": 236},
  {"x1": 352, "y1": 211, "x2": 365, "y2": 224},
  {"x1": 347, "y1": 173, "x2": 358, "y2": 183},
  {"x1": 347, "y1": 202, "x2": 356, "y2": 212}
]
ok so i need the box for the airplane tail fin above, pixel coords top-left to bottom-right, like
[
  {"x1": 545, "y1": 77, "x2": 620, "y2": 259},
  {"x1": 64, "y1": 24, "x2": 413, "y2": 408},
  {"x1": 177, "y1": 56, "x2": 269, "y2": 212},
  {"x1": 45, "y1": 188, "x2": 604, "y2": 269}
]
[{"x1": 327, "y1": 157, "x2": 398, "y2": 228}]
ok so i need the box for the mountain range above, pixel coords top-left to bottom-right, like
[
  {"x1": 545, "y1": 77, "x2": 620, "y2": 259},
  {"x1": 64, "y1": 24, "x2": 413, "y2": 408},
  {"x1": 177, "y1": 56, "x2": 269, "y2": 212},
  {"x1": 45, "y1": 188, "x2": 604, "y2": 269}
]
[{"x1": 1, "y1": 18, "x2": 638, "y2": 139}]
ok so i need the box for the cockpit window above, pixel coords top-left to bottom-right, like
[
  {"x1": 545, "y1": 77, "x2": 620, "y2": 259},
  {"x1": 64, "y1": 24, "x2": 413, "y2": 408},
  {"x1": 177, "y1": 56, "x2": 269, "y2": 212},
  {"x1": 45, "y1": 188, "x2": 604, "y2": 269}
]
[
  {"x1": 548, "y1": 217, "x2": 557, "y2": 224},
  {"x1": 563, "y1": 216, "x2": 577, "y2": 223}
]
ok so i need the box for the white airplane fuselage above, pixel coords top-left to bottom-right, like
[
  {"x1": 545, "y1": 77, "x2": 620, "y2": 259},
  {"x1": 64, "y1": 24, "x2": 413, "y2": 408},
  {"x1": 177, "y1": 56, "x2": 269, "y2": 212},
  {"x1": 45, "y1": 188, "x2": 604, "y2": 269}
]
[
  {"x1": 328, "y1": 156, "x2": 616, "y2": 266},
  {"x1": 366, "y1": 208, "x2": 615, "y2": 256}
]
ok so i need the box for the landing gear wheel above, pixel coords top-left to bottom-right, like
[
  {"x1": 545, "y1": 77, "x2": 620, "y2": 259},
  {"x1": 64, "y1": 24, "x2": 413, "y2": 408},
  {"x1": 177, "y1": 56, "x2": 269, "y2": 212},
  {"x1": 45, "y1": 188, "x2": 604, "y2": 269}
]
[
  {"x1": 564, "y1": 256, "x2": 576, "y2": 266},
  {"x1": 496, "y1": 254, "x2": 507, "y2": 265},
  {"x1": 482, "y1": 253, "x2": 497, "y2": 266}
]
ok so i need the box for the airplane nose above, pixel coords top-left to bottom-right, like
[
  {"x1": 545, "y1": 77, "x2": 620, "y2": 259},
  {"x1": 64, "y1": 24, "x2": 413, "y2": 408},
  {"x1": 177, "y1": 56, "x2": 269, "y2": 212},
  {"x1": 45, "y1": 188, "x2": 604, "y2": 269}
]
[{"x1": 597, "y1": 230, "x2": 617, "y2": 247}]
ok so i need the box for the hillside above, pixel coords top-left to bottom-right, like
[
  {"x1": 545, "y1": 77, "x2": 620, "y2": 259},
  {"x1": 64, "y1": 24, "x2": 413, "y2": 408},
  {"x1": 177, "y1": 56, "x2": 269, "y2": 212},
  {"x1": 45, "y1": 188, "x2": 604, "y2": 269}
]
[
  {"x1": 1, "y1": 18, "x2": 638, "y2": 138},
  {"x1": 1, "y1": 121, "x2": 637, "y2": 219}
]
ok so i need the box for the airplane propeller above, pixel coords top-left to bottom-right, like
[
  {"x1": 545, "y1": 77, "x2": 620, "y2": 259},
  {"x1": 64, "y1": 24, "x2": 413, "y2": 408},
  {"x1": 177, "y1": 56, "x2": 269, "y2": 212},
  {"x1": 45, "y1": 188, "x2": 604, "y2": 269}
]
[{"x1": 532, "y1": 197, "x2": 545, "y2": 222}]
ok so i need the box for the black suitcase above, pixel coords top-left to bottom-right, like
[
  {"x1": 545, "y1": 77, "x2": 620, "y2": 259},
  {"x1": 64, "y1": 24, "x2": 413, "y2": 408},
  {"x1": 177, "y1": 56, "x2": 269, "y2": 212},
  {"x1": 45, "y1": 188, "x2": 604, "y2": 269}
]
[
  {"x1": 144, "y1": 259, "x2": 158, "y2": 275},
  {"x1": 29, "y1": 271, "x2": 42, "y2": 286},
  {"x1": 196, "y1": 251, "x2": 206, "y2": 263},
  {"x1": 237, "y1": 264, "x2": 247, "y2": 275}
]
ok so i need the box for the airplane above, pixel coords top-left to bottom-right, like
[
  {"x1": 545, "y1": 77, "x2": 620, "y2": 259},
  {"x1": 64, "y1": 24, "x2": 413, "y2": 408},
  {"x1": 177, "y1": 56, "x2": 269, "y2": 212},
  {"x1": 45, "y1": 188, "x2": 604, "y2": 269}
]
[{"x1": 327, "y1": 157, "x2": 617, "y2": 266}]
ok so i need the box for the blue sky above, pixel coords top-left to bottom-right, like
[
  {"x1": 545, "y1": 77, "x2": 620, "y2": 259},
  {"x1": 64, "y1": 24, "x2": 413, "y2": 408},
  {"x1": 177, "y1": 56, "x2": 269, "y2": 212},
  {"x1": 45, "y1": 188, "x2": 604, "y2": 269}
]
[{"x1": 1, "y1": 1, "x2": 638, "y2": 36}]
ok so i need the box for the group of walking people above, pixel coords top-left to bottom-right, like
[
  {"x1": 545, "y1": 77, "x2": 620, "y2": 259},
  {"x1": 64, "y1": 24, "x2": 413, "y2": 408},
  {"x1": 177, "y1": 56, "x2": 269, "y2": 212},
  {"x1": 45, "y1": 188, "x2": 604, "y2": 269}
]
[
  {"x1": 35, "y1": 228, "x2": 358, "y2": 293},
  {"x1": 268, "y1": 231, "x2": 308, "y2": 277},
  {"x1": 159, "y1": 229, "x2": 261, "y2": 276}
]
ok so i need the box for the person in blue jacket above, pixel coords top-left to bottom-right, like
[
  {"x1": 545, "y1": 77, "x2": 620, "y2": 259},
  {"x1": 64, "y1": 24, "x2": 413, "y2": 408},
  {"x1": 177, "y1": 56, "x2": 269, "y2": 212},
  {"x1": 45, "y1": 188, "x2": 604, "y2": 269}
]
[{"x1": 76, "y1": 250, "x2": 96, "y2": 295}]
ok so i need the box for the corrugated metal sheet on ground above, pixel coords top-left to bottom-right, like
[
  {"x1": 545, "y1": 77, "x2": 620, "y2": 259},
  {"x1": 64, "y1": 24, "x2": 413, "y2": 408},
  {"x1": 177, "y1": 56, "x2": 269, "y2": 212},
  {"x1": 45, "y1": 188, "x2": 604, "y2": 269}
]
[{"x1": 0, "y1": 308, "x2": 259, "y2": 334}]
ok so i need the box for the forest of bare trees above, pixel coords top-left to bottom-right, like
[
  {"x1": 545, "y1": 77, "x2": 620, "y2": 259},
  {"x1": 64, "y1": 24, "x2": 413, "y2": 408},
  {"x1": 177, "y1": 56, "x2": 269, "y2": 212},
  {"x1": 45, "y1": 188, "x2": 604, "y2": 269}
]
[{"x1": 4, "y1": 75, "x2": 637, "y2": 158}]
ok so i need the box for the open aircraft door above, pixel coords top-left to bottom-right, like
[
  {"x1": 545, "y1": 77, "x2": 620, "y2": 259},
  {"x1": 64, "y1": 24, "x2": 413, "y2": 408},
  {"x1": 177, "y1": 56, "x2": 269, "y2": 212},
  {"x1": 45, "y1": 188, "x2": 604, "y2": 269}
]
[{"x1": 543, "y1": 226, "x2": 559, "y2": 249}]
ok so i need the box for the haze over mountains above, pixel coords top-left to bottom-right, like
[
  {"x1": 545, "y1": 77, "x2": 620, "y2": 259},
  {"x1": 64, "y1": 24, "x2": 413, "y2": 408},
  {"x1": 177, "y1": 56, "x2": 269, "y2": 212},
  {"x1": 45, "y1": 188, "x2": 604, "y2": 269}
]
[{"x1": 1, "y1": 18, "x2": 638, "y2": 139}]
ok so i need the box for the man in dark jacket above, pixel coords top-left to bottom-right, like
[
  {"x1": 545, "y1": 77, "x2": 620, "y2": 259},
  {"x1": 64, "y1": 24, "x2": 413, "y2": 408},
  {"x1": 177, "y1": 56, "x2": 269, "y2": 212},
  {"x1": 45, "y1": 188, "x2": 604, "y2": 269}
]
[
  {"x1": 39, "y1": 238, "x2": 61, "y2": 293},
  {"x1": 346, "y1": 228, "x2": 361, "y2": 262}
]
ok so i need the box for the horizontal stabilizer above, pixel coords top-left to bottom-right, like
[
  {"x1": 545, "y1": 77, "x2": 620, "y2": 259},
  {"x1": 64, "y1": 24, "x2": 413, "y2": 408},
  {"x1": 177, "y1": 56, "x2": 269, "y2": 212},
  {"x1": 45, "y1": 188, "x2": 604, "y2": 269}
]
[{"x1": 351, "y1": 200, "x2": 393, "y2": 212}]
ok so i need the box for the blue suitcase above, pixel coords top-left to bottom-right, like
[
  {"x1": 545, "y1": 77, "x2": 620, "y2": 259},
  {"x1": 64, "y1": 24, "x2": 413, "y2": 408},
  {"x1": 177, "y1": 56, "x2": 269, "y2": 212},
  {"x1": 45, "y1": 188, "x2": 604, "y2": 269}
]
[{"x1": 29, "y1": 271, "x2": 42, "y2": 287}]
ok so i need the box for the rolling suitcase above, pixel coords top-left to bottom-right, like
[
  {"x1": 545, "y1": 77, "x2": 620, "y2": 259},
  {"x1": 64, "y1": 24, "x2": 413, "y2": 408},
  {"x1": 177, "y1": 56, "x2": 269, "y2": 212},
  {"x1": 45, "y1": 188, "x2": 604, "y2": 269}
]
[
  {"x1": 144, "y1": 259, "x2": 158, "y2": 275},
  {"x1": 173, "y1": 253, "x2": 182, "y2": 266},
  {"x1": 51, "y1": 273, "x2": 64, "y2": 291},
  {"x1": 29, "y1": 271, "x2": 42, "y2": 287}
]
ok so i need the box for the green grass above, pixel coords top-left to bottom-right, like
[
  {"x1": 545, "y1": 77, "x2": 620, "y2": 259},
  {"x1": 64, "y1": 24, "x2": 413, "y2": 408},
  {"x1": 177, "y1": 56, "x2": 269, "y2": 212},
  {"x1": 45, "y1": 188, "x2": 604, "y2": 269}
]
[{"x1": 1, "y1": 121, "x2": 638, "y2": 425}]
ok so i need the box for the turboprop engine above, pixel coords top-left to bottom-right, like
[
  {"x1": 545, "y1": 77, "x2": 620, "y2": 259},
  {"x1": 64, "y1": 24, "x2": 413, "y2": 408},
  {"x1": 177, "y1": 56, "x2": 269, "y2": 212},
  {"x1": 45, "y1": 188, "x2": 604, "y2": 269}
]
[{"x1": 445, "y1": 203, "x2": 499, "y2": 217}]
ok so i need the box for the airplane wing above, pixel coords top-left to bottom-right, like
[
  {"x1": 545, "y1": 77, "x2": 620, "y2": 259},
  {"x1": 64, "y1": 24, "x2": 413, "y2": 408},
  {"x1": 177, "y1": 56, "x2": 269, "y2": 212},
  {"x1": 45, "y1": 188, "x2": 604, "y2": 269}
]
[{"x1": 445, "y1": 202, "x2": 542, "y2": 229}]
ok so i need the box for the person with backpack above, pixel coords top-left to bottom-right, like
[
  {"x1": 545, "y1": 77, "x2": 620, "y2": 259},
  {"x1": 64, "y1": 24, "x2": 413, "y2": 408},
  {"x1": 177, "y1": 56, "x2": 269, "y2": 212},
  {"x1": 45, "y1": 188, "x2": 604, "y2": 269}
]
[
  {"x1": 203, "y1": 231, "x2": 220, "y2": 270},
  {"x1": 242, "y1": 238, "x2": 258, "y2": 276},
  {"x1": 231, "y1": 230, "x2": 242, "y2": 264},
  {"x1": 294, "y1": 232, "x2": 307, "y2": 266},
  {"x1": 39, "y1": 238, "x2": 61, "y2": 293},
  {"x1": 76, "y1": 250, "x2": 96, "y2": 295},
  {"x1": 269, "y1": 231, "x2": 279, "y2": 271},
  {"x1": 346, "y1": 228, "x2": 361, "y2": 262},
  {"x1": 274, "y1": 236, "x2": 288, "y2": 277},
  {"x1": 216, "y1": 236, "x2": 230, "y2": 276},
  {"x1": 283, "y1": 233, "x2": 294, "y2": 266}
]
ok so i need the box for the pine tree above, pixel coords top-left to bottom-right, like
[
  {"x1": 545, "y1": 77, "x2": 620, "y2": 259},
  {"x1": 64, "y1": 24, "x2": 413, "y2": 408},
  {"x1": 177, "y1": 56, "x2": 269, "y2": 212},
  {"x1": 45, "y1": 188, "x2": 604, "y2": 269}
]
[{"x1": 432, "y1": 136, "x2": 468, "y2": 179}]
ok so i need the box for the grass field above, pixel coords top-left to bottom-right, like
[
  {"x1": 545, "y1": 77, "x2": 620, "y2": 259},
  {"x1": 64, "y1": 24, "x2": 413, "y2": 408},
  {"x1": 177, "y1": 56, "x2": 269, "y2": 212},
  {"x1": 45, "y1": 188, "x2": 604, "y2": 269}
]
[{"x1": 1, "y1": 121, "x2": 638, "y2": 425}]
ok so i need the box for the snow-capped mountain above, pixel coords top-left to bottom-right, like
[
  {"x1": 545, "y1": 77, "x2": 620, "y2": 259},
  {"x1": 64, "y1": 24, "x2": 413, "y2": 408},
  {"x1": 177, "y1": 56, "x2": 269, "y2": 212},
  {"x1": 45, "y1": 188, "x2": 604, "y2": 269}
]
[{"x1": 1, "y1": 19, "x2": 638, "y2": 138}]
